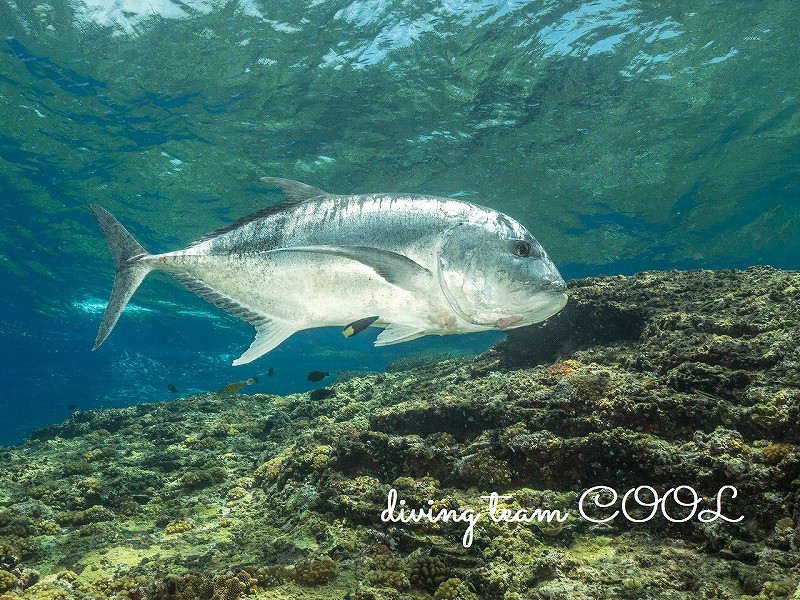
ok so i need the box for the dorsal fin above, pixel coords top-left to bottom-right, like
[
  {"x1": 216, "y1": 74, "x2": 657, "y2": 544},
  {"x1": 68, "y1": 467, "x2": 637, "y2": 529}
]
[
  {"x1": 187, "y1": 178, "x2": 328, "y2": 248},
  {"x1": 260, "y1": 177, "x2": 327, "y2": 202}
]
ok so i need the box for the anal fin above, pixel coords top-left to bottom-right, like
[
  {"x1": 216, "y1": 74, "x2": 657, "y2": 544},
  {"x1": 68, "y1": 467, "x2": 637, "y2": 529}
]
[
  {"x1": 173, "y1": 272, "x2": 265, "y2": 327},
  {"x1": 172, "y1": 272, "x2": 297, "y2": 364},
  {"x1": 233, "y1": 318, "x2": 297, "y2": 365},
  {"x1": 374, "y1": 324, "x2": 428, "y2": 346}
]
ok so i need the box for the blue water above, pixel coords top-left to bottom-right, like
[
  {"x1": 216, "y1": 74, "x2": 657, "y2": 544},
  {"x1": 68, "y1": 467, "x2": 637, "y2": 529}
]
[{"x1": 2, "y1": 0, "x2": 799, "y2": 445}]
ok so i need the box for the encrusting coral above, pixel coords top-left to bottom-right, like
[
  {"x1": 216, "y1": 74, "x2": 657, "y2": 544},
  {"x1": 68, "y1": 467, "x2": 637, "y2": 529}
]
[
  {"x1": 434, "y1": 577, "x2": 480, "y2": 600},
  {"x1": 0, "y1": 570, "x2": 17, "y2": 593}
]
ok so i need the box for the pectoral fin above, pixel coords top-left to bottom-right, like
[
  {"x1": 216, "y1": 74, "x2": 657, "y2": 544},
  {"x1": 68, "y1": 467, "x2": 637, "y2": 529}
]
[
  {"x1": 268, "y1": 246, "x2": 432, "y2": 292},
  {"x1": 374, "y1": 324, "x2": 428, "y2": 346}
]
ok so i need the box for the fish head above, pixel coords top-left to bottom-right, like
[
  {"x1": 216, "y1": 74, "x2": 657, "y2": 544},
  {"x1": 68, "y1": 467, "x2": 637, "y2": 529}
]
[{"x1": 437, "y1": 216, "x2": 567, "y2": 330}]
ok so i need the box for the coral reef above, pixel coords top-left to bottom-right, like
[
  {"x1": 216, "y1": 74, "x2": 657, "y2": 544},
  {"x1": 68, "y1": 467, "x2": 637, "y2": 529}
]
[
  {"x1": 292, "y1": 556, "x2": 337, "y2": 586},
  {"x1": 146, "y1": 570, "x2": 255, "y2": 599},
  {"x1": 434, "y1": 577, "x2": 479, "y2": 600},
  {"x1": 0, "y1": 266, "x2": 797, "y2": 598},
  {"x1": 409, "y1": 556, "x2": 450, "y2": 591}
]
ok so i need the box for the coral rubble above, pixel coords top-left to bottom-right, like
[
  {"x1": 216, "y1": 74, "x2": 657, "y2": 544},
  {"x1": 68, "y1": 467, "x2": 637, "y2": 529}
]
[{"x1": 0, "y1": 267, "x2": 798, "y2": 599}]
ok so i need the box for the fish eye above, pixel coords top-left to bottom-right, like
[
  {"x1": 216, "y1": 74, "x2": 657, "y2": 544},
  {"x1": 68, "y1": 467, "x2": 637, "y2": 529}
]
[{"x1": 513, "y1": 240, "x2": 533, "y2": 258}]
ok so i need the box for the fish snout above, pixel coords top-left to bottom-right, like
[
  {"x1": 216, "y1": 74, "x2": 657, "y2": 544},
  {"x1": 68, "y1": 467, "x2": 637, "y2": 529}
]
[{"x1": 549, "y1": 278, "x2": 567, "y2": 293}]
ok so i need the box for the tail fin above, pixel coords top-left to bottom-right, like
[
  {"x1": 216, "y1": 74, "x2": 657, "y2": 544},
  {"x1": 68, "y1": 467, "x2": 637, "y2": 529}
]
[{"x1": 89, "y1": 204, "x2": 153, "y2": 350}]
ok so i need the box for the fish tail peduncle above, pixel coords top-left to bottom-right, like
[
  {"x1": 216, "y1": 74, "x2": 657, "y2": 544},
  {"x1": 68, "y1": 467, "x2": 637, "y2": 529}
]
[{"x1": 89, "y1": 204, "x2": 154, "y2": 350}]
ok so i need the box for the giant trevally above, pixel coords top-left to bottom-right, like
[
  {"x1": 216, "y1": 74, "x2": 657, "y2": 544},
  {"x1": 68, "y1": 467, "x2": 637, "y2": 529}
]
[{"x1": 90, "y1": 178, "x2": 567, "y2": 365}]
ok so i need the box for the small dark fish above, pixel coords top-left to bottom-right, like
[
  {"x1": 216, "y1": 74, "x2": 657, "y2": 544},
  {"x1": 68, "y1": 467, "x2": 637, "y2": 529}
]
[
  {"x1": 66, "y1": 403, "x2": 77, "y2": 411},
  {"x1": 307, "y1": 370, "x2": 330, "y2": 382},
  {"x1": 218, "y1": 376, "x2": 259, "y2": 396},
  {"x1": 342, "y1": 315, "x2": 380, "y2": 338},
  {"x1": 1, "y1": 554, "x2": 18, "y2": 568},
  {"x1": 167, "y1": 384, "x2": 178, "y2": 393},
  {"x1": 309, "y1": 388, "x2": 336, "y2": 401},
  {"x1": 267, "y1": 367, "x2": 274, "y2": 377}
]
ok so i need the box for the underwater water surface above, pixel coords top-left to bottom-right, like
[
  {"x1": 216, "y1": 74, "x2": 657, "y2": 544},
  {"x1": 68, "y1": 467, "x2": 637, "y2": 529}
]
[{"x1": 1, "y1": 0, "x2": 799, "y2": 445}]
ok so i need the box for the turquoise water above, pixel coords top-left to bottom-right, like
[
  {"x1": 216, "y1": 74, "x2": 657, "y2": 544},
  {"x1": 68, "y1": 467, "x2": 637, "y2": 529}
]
[{"x1": 1, "y1": 0, "x2": 799, "y2": 444}]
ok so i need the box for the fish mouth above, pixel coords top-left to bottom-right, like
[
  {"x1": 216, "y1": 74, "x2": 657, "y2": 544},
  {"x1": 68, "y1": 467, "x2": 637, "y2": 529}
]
[
  {"x1": 541, "y1": 289, "x2": 568, "y2": 311},
  {"x1": 513, "y1": 289, "x2": 567, "y2": 327},
  {"x1": 484, "y1": 287, "x2": 568, "y2": 331}
]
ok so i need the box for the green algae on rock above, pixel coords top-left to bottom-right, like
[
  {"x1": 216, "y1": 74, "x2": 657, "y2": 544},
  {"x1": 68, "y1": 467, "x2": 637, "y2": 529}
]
[{"x1": 0, "y1": 267, "x2": 798, "y2": 599}]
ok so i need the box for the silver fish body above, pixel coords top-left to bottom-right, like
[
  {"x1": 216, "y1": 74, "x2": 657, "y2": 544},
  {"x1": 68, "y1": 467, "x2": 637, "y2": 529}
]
[{"x1": 90, "y1": 178, "x2": 567, "y2": 365}]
